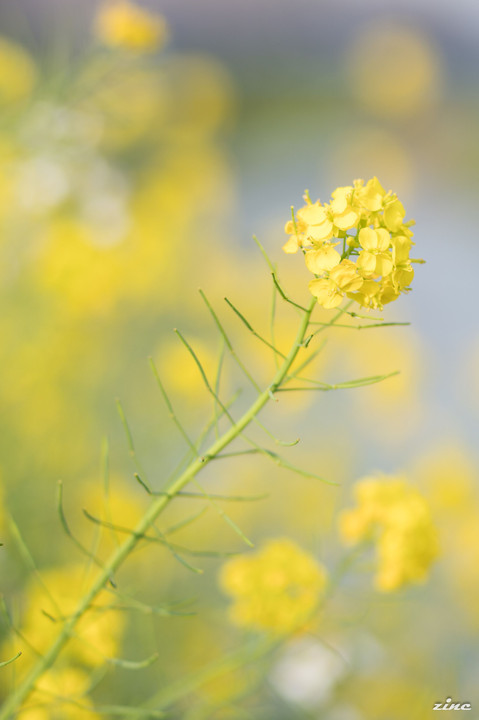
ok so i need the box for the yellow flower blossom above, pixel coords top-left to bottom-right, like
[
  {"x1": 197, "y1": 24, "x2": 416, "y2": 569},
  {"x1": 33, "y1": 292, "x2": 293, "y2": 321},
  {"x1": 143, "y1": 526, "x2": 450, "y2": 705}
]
[
  {"x1": 219, "y1": 538, "x2": 328, "y2": 634},
  {"x1": 95, "y1": 1, "x2": 168, "y2": 51},
  {"x1": 304, "y1": 242, "x2": 341, "y2": 273},
  {"x1": 282, "y1": 217, "x2": 308, "y2": 253},
  {"x1": 0, "y1": 37, "x2": 36, "y2": 104},
  {"x1": 10, "y1": 565, "x2": 125, "y2": 673},
  {"x1": 329, "y1": 185, "x2": 360, "y2": 230},
  {"x1": 20, "y1": 668, "x2": 93, "y2": 720},
  {"x1": 357, "y1": 227, "x2": 393, "y2": 277},
  {"x1": 384, "y1": 198, "x2": 406, "y2": 231},
  {"x1": 340, "y1": 476, "x2": 439, "y2": 591},
  {"x1": 297, "y1": 202, "x2": 334, "y2": 242},
  {"x1": 391, "y1": 234, "x2": 415, "y2": 289},
  {"x1": 309, "y1": 259, "x2": 363, "y2": 309},
  {"x1": 354, "y1": 175, "x2": 387, "y2": 212},
  {"x1": 286, "y1": 177, "x2": 422, "y2": 310},
  {"x1": 308, "y1": 277, "x2": 343, "y2": 309}
]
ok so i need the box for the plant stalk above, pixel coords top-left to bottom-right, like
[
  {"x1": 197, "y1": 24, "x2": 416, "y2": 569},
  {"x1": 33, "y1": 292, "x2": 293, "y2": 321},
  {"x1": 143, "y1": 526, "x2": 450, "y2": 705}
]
[{"x1": 0, "y1": 298, "x2": 316, "y2": 719}]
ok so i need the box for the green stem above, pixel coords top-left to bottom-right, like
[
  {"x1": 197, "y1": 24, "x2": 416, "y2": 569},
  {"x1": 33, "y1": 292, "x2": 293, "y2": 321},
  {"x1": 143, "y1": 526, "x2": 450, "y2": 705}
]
[{"x1": 0, "y1": 299, "x2": 316, "y2": 719}]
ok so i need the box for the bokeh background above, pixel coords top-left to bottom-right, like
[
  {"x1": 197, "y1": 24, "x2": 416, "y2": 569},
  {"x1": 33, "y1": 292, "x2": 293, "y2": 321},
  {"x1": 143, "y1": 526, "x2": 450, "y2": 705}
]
[{"x1": 1, "y1": 1, "x2": 479, "y2": 718}]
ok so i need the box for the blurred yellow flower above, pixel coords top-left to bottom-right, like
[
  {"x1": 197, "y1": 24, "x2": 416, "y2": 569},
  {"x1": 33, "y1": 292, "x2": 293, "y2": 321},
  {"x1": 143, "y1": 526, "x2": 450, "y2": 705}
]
[
  {"x1": 95, "y1": 0, "x2": 168, "y2": 51},
  {"x1": 219, "y1": 538, "x2": 328, "y2": 634},
  {"x1": 340, "y1": 476, "x2": 439, "y2": 591},
  {"x1": 154, "y1": 334, "x2": 225, "y2": 403},
  {"x1": 78, "y1": 478, "x2": 147, "y2": 558},
  {"x1": 0, "y1": 37, "x2": 36, "y2": 104},
  {"x1": 20, "y1": 668, "x2": 92, "y2": 720},
  {"x1": 346, "y1": 22, "x2": 442, "y2": 118},
  {"x1": 11, "y1": 565, "x2": 125, "y2": 672}
]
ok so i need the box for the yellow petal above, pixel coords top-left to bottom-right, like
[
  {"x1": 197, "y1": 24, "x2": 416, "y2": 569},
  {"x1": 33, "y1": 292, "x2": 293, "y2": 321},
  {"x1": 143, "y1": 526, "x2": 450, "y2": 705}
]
[
  {"x1": 393, "y1": 266, "x2": 414, "y2": 289},
  {"x1": 304, "y1": 246, "x2": 340, "y2": 274},
  {"x1": 330, "y1": 186, "x2": 353, "y2": 214},
  {"x1": 384, "y1": 199, "x2": 405, "y2": 232},
  {"x1": 330, "y1": 259, "x2": 363, "y2": 291},
  {"x1": 379, "y1": 281, "x2": 400, "y2": 305},
  {"x1": 375, "y1": 253, "x2": 393, "y2": 276},
  {"x1": 282, "y1": 236, "x2": 299, "y2": 254},
  {"x1": 376, "y1": 227, "x2": 391, "y2": 252},
  {"x1": 334, "y1": 208, "x2": 359, "y2": 231},
  {"x1": 391, "y1": 234, "x2": 412, "y2": 263},
  {"x1": 306, "y1": 219, "x2": 334, "y2": 241},
  {"x1": 309, "y1": 278, "x2": 343, "y2": 309},
  {"x1": 358, "y1": 227, "x2": 378, "y2": 251},
  {"x1": 357, "y1": 250, "x2": 377, "y2": 274},
  {"x1": 297, "y1": 202, "x2": 327, "y2": 225},
  {"x1": 359, "y1": 177, "x2": 386, "y2": 212}
]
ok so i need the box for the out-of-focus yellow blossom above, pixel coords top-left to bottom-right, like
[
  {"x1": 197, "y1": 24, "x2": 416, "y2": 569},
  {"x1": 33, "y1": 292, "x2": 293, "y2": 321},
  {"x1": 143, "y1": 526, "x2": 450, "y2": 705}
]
[
  {"x1": 0, "y1": 37, "x2": 36, "y2": 104},
  {"x1": 19, "y1": 668, "x2": 92, "y2": 720},
  {"x1": 154, "y1": 335, "x2": 226, "y2": 404},
  {"x1": 414, "y1": 445, "x2": 477, "y2": 517},
  {"x1": 285, "y1": 177, "x2": 421, "y2": 310},
  {"x1": 7, "y1": 565, "x2": 125, "y2": 673},
  {"x1": 340, "y1": 477, "x2": 439, "y2": 591},
  {"x1": 414, "y1": 447, "x2": 479, "y2": 627},
  {"x1": 95, "y1": 1, "x2": 168, "y2": 51},
  {"x1": 77, "y1": 479, "x2": 147, "y2": 559},
  {"x1": 219, "y1": 538, "x2": 328, "y2": 634},
  {"x1": 346, "y1": 22, "x2": 442, "y2": 118}
]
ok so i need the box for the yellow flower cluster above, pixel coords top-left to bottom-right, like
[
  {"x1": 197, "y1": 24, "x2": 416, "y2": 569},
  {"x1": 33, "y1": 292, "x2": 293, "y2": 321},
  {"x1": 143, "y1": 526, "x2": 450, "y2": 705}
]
[
  {"x1": 219, "y1": 538, "x2": 328, "y2": 634},
  {"x1": 340, "y1": 476, "x2": 439, "y2": 591},
  {"x1": 95, "y1": 0, "x2": 168, "y2": 51},
  {"x1": 19, "y1": 669, "x2": 93, "y2": 720},
  {"x1": 0, "y1": 38, "x2": 36, "y2": 104},
  {"x1": 6, "y1": 565, "x2": 125, "y2": 671},
  {"x1": 284, "y1": 177, "x2": 420, "y2": 310}
]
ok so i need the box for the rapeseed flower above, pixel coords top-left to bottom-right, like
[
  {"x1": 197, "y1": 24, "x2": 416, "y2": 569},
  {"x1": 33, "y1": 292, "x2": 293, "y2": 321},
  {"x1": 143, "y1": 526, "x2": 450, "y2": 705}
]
[
  {"x1": 285, "y1": 177, "x2": 422, "y2": 310},
  {"x1": 19, "y1": 668, "x2": 93, "y2": 720},
  {"x1": 340, "y1": 476, "x2": 439, "y2": 591},
  {"x1": 96, "y1": 1, "x2": 168, "y2": 51},
  {"x1": 9, "y1": 565, "x2": 125, "y2": 672},
  {"x1": 219, "y1": 538, "x2": 328, "y2": 634},
  {"x1": 0, "y1": 37, "x2": 36, "y2": 104}
]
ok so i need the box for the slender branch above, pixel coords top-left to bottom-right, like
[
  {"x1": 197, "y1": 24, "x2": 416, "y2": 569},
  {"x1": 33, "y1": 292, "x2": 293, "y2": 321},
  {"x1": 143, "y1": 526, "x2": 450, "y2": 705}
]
[
  {"x1": 310, "y1": 321, "x2": 410, "y2": 332},
  {"x1": 276, "y1": 370, "x2": 399, "y2": 391},
  {"x1": 0, "y1": 298, "x2": 316, "y2": 719},
  {"x1": 271, "y1": 273, "x2": 308, "y2": 312},
  {"x1": 0, "y1": 653, "x2": 22, "y2": 669},
  {"x1": 199, "y1": 289, "x2": 261, "y2": 392},
  {"x1": 224, "y1": 297, "x2": 287, "y2": 359},
  {"x1": 149, "y1": 357, "x2": 198, "y2": 455}
]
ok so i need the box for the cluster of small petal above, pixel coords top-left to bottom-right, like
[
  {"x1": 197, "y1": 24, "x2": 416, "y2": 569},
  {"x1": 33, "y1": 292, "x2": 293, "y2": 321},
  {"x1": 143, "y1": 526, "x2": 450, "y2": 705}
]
[
  {"x1": 340, "y1": 477, "x2": 439, "y2": 591},
  {"x1": 96, "y1": 1, "x2": 168, "y2": 51},
  {"x1": 219, "y1": 538, "x2": 328, "y2": 634},
  {"x1": 284, "y1": 177, "x2": 420, "y2": 310}
]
